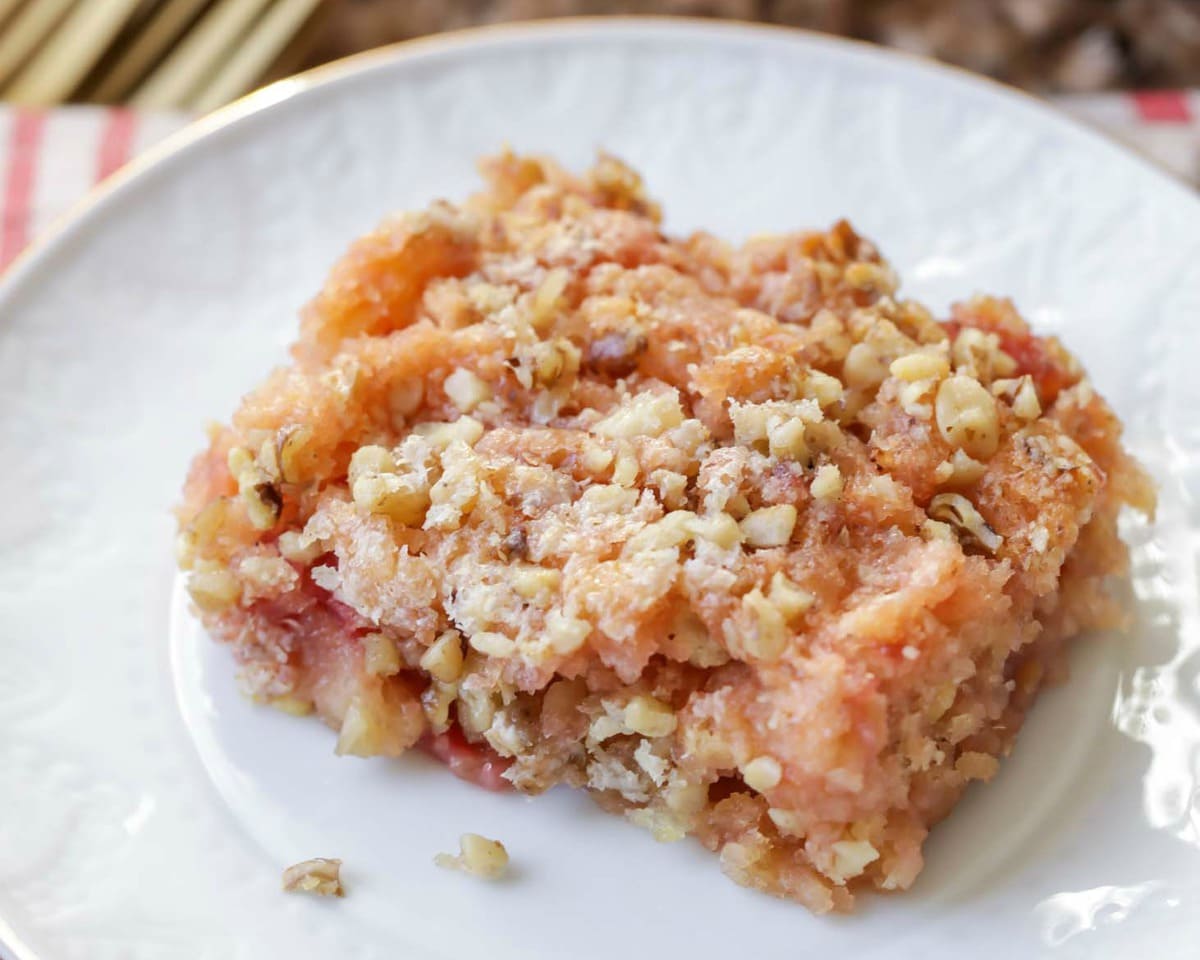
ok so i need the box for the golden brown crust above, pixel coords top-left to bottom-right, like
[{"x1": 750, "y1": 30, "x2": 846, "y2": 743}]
[{"x1": 176, "y1": 150, "x2": 1153, "y2": 912}]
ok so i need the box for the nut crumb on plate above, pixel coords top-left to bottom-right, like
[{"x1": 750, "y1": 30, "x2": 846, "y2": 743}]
[
  {"x1": 281, "y1": 858, "x2": 343, "y2": 897},
  {"x1": 179, "y1": 151, "x2": 1154, "y2": 915},
  {"x1": 435, "y1": 833, "x2": 510, "y2": 879}
]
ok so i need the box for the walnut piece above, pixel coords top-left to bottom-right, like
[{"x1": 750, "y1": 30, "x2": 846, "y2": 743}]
[
  {"x1": 435, "y1": 833, "x2": 510, "y2": 880},
  {"x1": 281, "y1": 858, "x2": 344, "y2": 897}
]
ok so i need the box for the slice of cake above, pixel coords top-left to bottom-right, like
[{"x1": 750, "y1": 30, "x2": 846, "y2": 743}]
[{"x1": 176, "y1": 152, "x2": 1153, "y2": 913}]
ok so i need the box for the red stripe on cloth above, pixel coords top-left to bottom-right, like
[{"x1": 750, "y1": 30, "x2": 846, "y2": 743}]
[
  {"x1": 1131, "y1": 91, "x2": 1193, "y2": 123},
  {"x1": 0, "y1": 110, "x2": 46, "y2": 271},
  {"x1": 95, "y1": 108, "x2": 137, "y2": 183}
]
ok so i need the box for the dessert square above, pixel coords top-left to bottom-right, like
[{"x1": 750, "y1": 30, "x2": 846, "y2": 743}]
[{"x1": 177, "y1": 152, "x2": 1152, "y2": 912}]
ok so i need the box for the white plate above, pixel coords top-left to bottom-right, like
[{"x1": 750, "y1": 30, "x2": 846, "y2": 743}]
[{"x1": 2, "y1": 18, "x2": 1198, "y2": 960}]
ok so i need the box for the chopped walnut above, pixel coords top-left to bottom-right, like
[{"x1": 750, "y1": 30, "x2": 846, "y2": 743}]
[
  {"x1": 585, "y1": 329, "x2": 647, "y2": 378},
  {"x1": 363, "y1": 633, "x2": 401, "y2": 677},
  {"x1": 743, "y1": 755, "x2": 783, "y2": 792},
  {"x1": 739, "y1": 504, "x2": 798, "y2": 548},
  {"x1": 993, "y1": 374, "x2": 1042, "y2": 421},
  {"x1": 282, "y1": 858, "x2": 343, "y2": 897},
  {"x1": 928, "y1": 493, "x2": 1003, "y2": 553},
  {"x1": 468, "y1": 631, "x2": 517, "y2": 658},
  {"x1": 276, "y1": 528, "x2": 323, "y2": 563},
  {"x1": 935, "y1": 375, "x2": 999, "y2": 460},
  {"x1": 935, "y1": 448, "x2": 988, "y2": 487},
  {"x1": 270, "y1": 695, "x2": 314, "y2": 717},
  {"x1": 334, "y1": 696, "x2": 379, "y2": 757},
  {"x1": 956, "y1": 751, "x2": 1000, "y2": 780},
  {"x1": 444, "y1": 368, "x2": 492, "y2": 412},
  {"x1": 623, "y1": 695, "x2": 677, "y2": 738},
  {"x1": 420, "y1": 630, "x2": 465, "y2": 682},
  {"x1": 186, "y1": 563, "x2": 240, "y2": 612},
  {"x1": 276, "y1": 424, "x2": 317, "y2": 483},
  {"x1": 890, "y1": 350, "x2": 949, "y2": 382},
  {"x1": 231, "y1": 457, "x2": 282, "y2": 531},
  {"x1": 829, "y1": 840, "x2": 879, "y2": 884},
  {"x1": 592, "y1": 390, "x2": 685, "y2": 439},
  {"x1": 735, "y1": 587, "x2": 788, "y2": 661},
  {"x1": 767, "y1": 571, "x2": 814, "y2": 620},
  {"x1": 843, "y1": 341, "x2": 890, "y2": 390},
  {"x1": 435, "y1": 833, "x2": 509, "y2": 880},
  {"x1": 810, "y1": 463, "x2": 843, "y2": 501}
]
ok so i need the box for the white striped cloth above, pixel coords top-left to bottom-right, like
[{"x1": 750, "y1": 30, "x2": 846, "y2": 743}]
[
  {"x1": 1063, "y1": 89, "x2": 1200, "y2": 186},
  {"x1": 1, "y1": 93, "x2": 1197, "y2": 273},
  {"x1": 0, "y1": 107, "x2": 188, "y2": 270}
]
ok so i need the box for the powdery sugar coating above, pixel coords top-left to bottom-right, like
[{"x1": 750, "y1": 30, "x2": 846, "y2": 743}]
[{"x1": 177, "y1": 152, "x2": 1154, "y2": 913}]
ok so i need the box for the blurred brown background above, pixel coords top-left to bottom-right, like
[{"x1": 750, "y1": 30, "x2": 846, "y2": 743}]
[
  {"x1": 0, "y1": 0, "x2": 1196, "y2": 109},
  {"x1": 315, "y1": 1, "x2": 1200, "y2": 92}
]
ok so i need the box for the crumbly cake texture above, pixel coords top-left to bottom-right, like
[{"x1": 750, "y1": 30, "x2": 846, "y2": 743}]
[{"x1": 178, "y1": 152, "x2": 1153, "y2": 913}]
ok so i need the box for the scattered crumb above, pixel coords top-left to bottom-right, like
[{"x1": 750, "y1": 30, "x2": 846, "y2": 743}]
[
  {"x1": 435, "y1": 833, "x2": 510, "y2": 880},
  {"x1": 281, "y1": 857, "x2": 344, "y2": 897}
]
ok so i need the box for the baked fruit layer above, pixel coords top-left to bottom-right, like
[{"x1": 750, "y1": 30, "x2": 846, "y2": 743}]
[{"x1": 177, "y1": 152, "x2": 1153, "y2": 913}]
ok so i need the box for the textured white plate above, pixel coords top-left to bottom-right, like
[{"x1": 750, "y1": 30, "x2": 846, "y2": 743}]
[{"x1": 1, "y1": 19, "x2": 1198, "y2": 960}]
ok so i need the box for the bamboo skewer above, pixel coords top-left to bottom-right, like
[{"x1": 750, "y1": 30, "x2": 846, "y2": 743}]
[
  {"x1": 0, "y1": 0, "x2": 324, "y2": 109},
  {"x1": 130, "y1": 0, "x2": 273, "y2": 109},
  {"x1": 189, "y1": 0, "x2": 321, "y2": 112},
  {"x1": 0, "y1": 0, "x2": 76, "y2": 89},
  {"x1": 89, "y1": 0, "x2": 212, "y2": 104},
  {"x1": 6, "y1": 0, "x2": 144, "y2": 105}
]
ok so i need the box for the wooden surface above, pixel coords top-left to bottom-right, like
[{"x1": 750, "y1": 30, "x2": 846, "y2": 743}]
[{"x1": 310, "y1": 0, "x2": 1200, "y2": 93}]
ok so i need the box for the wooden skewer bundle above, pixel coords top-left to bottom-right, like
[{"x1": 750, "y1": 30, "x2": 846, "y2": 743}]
[{"x1": 0, "y1": 0, "x2": 328, "y2": 109}]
